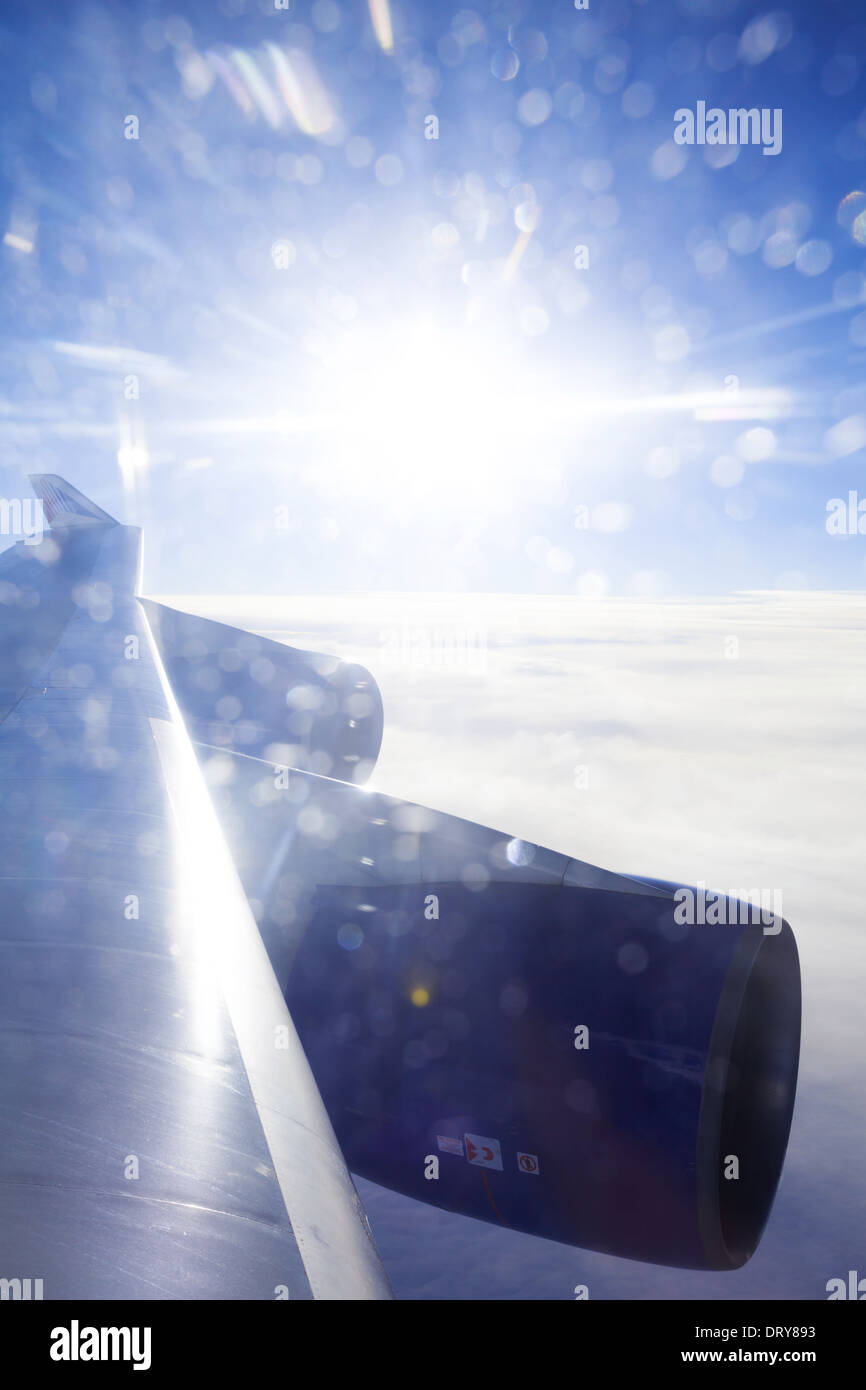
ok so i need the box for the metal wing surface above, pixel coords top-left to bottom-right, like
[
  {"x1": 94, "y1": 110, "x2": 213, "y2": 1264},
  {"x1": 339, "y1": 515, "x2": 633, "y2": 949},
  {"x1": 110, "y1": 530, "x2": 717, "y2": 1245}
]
[{"x1": 0, "y1": 476, "x2": 392, "y2": 1300}]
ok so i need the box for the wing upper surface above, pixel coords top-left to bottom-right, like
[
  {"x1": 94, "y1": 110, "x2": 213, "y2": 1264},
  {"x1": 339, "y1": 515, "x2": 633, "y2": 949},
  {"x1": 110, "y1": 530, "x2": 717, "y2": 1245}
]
[{"x1": 0, "y1": 488, "x2": 392, "y2": 1300}]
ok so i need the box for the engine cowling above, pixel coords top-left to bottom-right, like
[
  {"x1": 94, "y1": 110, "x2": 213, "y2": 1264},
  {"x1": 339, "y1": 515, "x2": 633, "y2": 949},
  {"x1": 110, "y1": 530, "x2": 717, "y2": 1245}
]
[
  {"x1": 192, "y1": 748, "x2": 801, "y2": 1271},
  {"x1": 286, "y1": 876, "x2": 800, "y2": 1270}
]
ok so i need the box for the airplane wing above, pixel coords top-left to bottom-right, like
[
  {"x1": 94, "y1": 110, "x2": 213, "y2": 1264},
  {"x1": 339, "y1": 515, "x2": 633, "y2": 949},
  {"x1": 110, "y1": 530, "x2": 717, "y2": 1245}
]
[
  {"x1": 0, "y1": 475, "x2": 800, "y2": 1288},
  {"x1": 0, "y1": 476, "x2": 392, "y2": 1300}
]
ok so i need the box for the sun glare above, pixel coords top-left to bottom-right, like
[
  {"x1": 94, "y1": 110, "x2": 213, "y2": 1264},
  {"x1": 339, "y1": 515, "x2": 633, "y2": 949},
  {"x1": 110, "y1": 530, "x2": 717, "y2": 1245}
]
[{"x1": 305, "y1": 320, "x2": 547, "y2": 507}]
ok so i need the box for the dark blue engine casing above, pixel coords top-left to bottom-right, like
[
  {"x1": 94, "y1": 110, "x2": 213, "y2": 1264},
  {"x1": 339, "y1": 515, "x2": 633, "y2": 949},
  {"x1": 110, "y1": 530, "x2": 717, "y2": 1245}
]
[
  {"x1": 179, "y1": 687, "x2": 801, "y2": 1273},
  {"x1": 286, "y1": 879, "x2": 800, "y2": 1269}
]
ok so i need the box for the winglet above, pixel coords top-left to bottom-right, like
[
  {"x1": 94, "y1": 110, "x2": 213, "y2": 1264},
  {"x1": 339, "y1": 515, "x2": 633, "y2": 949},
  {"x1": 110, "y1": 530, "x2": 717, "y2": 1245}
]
[{"x1": 28, "y1": 474, "x2": 118, "y2": 529}]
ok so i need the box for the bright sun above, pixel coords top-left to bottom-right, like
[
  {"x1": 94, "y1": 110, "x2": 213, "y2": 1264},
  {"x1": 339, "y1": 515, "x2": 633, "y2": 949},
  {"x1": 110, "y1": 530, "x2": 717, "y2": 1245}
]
[{"x1": 304, "y1": 318, "x2": 550, "y2": 508}]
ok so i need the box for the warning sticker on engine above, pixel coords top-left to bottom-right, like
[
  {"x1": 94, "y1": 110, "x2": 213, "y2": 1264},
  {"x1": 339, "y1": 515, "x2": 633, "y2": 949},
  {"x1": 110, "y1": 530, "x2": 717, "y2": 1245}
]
[
  {"x1": 437, "y1": 1136, "x2": 464, "y2": 1156},
  {"x1": 464, "y1": 1134, "x2": 503, "y2": 1170}
]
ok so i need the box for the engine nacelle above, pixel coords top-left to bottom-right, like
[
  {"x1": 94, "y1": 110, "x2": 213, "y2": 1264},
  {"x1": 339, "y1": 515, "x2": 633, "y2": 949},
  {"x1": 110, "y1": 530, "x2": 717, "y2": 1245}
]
[
  {"x1": 286, "y1": 878, "x2": 800, "y2": 1270},
  {"x1": 194, "y1": 748, "x2": 801, "y2": 1272}
]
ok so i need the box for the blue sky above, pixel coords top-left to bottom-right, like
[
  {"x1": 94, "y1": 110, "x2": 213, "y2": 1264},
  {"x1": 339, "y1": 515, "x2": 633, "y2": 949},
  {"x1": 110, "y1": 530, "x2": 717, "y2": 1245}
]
[{"x1": 2, "y1": 0, "x2": 866, "y2": 594}]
